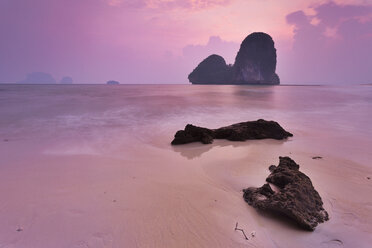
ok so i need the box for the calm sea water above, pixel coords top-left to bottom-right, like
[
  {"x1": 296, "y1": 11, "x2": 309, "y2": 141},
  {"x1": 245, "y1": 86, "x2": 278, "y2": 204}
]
[{"x1": 0, "y1": 84, "x2": 371, "y2": 163}]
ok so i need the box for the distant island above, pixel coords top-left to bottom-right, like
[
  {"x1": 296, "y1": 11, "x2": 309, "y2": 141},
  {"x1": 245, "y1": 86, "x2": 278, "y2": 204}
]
[
  {"x1": 188, "y1": 32, "x2": 280, "y2": 85},
  {"x1": 17, "y1": 72, "x2": 56, "y2": 84},
  {"x1": 17, "y1": 73, "x2": 75, "y2": 84},
  {"x1": 106, "y1": 80, "x2": 120, "y2": 85},
  {"x1": 60, "y1": 76, "x2": 73, "y2": 84}
]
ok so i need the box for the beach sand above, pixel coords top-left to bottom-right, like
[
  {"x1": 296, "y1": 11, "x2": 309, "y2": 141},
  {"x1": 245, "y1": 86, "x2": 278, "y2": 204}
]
[{"x1": 0, "y1": 84, "x2": 371, "y2": 247}]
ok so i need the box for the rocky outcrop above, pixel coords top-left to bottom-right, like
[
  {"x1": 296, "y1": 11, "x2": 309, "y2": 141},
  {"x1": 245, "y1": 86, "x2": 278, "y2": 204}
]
[
  {"x1": 107, "y1": 80, "x2": 120, "y2": 85},
  {"x1": 188, "y1": 55, "x2": 233, "y2": 84},
  {"x1": 234, "y1": 32, "x2": 278, "y2": 84},
  {"x1": 243, "y1": 157, "x2": 329, "y2": 231},
  {"x1": 17, "y1": 72, "x2": 56, "y2": 84},
  {"x1": 171, "y1": 119, "x2": 292, "y2": 145},
  {"x1": 189, "y1": 32, "x2": 280, "y2": 85},
  {"x1": 60, "y1": 76, "x2": 73, "y2": 84}
]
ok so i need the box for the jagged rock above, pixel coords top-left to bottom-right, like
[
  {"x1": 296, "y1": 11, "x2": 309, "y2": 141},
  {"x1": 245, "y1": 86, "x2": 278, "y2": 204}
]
[
  {"x1": 171, "y1": 119, "x2": 292, "y2": 145},
  {"x1": 188, "y1": 54, "x2": 233, "y2": 84},
  {"x1": 271, "y1": 73, "x2": 280, "y2": 85},
  {"x1": 172, "y1": 125, "x2": 215, "y2": 145},
  {"x1": 107, "y1": 80, "x2": 120, "y2": 85},
  {"x1": 243, "y1": 157, "x2": 329, "y2": 231},
  {"x1": 189, "y1": 32, "x2": 280, "y2": 85},
  {"x1": 234, "y1": 32, "x2": 278, "y2": 84}
]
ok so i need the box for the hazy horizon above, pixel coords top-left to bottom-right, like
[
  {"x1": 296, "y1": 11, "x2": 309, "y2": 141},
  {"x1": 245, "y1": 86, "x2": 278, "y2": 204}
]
[{"x1": 1, "y1": 0, "x2": 371, "y2": 84}]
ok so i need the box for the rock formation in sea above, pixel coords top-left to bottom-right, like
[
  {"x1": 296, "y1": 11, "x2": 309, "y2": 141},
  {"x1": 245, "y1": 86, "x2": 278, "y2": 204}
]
[
  {"x1": 243, "y1": 157, "x2": 329, "y2": 231},
  {"x1": 188, "y1": 55, "x2": 233, "y2": 84},
  {"x1": 234, "y1": 33, "x2": 279, "y2": 84},
  {"x1": 171, "y1": 119, "x2": 292, "y2": 145},
  {"x1": 188, "y1": 32, "x2": 280, "y2": 85},
  {"x1": 60, "y1": 76, "x2": 73, "y2": 84},
  {"x1": 17, "y1": 72, "x2": 56, "y2": 84},
  {"x1": 106, "y1": 80, "x2": 120, "y2": 85}
]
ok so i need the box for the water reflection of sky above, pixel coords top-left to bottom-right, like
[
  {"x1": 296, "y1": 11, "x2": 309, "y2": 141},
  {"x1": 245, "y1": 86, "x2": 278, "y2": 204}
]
[{"x1": 0, "y1": 84, "x2": 371, "y2": 154}]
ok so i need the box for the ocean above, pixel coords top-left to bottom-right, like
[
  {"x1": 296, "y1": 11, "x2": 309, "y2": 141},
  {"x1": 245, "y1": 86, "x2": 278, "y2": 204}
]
[{"x1": 1, "y1": 84, "x2": 371, "y2": 163}]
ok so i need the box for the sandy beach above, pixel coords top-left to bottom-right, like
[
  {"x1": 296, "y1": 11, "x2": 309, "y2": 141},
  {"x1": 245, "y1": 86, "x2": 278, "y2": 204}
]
[{"x1": 0, "y1": 84, "x2": 371, "y2": 248}]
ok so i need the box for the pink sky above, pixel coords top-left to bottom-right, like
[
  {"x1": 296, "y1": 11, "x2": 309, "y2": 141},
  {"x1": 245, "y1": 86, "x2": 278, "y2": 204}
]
[{"x1": 0, "y1": 0, "x2": 371, "y2": 84}]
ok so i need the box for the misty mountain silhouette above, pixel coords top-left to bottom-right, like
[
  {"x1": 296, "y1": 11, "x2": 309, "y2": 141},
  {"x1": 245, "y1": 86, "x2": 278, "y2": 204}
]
[
  {"x1": 17, "y1": 72, "x2": 56, "y2": 84},
  {"x1": 106, "y1": 80, "x2": 120, "y2": 85},
  {"x1": 60, "y1": 76, "x2": 73, "y2": 84}
]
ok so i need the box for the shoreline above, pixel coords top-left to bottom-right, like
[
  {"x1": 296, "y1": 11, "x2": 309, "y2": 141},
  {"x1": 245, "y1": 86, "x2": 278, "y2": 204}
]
[{"x1": 0, "y1": 84, "x2": 371, "y2": 247}]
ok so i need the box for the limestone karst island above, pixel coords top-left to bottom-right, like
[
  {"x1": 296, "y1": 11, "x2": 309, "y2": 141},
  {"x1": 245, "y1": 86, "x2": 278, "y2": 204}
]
[{"x1": 189, "y1": 32, "x2": 280, "y2": 85}]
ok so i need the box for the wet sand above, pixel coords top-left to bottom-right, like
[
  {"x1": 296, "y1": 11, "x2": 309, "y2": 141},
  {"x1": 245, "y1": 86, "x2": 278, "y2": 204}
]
[{"x1": 0, "y1": 84, "x2": 371, "y2": 247}]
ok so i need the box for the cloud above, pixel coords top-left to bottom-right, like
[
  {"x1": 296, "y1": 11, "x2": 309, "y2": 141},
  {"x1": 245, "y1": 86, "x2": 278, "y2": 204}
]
[
  {"x1": 183, "y1": 36, "x2": 239, "y2": 65},
  {"x1": 105, "y1": 0, "x2": 233, "y2": 10},
  {"x1": 283, "y1": 1, "x2": 372, "y2": 84},
  {"x1": 1, "y1": 0, "x2": 370, "y2": 84},
  {"x1": 314, "y1": 1, "x2": 371, "y2": 26},
  {"x1": 116, "y1": 36, "x2": 239, "y2": 84}
]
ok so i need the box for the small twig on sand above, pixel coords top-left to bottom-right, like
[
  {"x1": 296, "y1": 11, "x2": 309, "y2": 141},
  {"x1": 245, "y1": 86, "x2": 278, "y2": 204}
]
[
  {"x1": 234, "y1": 222, "x2": 249, "y2": 240},
  {"x1": 312, "y1": 156, "x2": 323, "y2": 160}
]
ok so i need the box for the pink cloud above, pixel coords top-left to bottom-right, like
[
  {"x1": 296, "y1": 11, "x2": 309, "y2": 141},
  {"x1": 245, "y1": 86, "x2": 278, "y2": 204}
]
[
  {"x1": 282, "y1": 1, "x2": 372, "y2": 84},
  {"x1": 105, "y1": 0, "x2": 233, "y2": 10},
  {"x1": 0, "y1": 0, "x2": 370, "y2": 84},
  {"x1": 183, "y1": 36, "x2": 239, "y2": 64}
]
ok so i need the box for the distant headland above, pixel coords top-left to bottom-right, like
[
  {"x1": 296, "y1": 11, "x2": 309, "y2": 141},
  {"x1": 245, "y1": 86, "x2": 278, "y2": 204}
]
[
  {"x1": 188, "y1": 32, "x2": 280, "y2": 85},
  {"x1": 17, "y1": 72, "x2": 56, "y2": 84},
  {"x1": 106, "y1": 80, "x2": 120, "y2": 85}
]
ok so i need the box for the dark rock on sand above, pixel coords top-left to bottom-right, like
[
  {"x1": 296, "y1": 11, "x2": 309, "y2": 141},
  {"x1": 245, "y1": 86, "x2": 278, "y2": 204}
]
[
  {"x1": 268, "y1": 165, "x2": 276, "y2": 172},
  {"x1": 172, "y1": 124, "x2": 214, "y2": 145},
  {"x1": 243, "y1": 157, "x2": 329, "y2": 231},
  {"x1": 171, "y1": 119, "x2": 292, "y2": 145}
]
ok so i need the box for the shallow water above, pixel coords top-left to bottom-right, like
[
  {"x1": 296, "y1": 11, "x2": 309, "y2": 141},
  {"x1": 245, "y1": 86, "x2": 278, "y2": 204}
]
[
  {"x1": 1, "y1": 84, "x2": 371, "y2": 163},
  {"x1": 0, "y1": 84, "x2": 371, "y2": 248}
]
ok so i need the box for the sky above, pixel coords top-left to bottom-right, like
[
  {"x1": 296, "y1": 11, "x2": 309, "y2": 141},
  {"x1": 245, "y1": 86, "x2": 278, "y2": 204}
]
[{"x1": 0, "y1": 0, "x2": 371, "y2": 84}]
